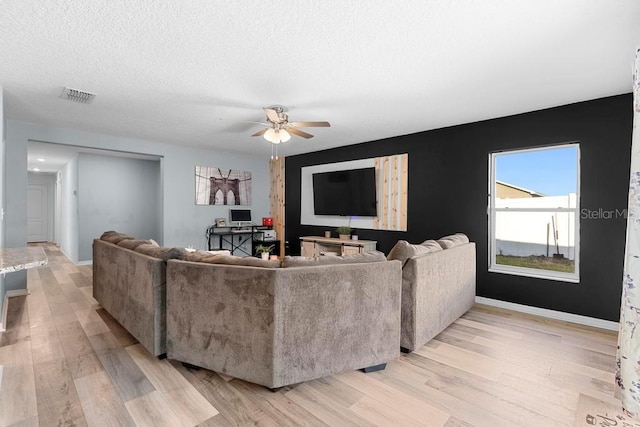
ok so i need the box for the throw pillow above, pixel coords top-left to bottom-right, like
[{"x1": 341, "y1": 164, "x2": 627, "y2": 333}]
[
  {"x1": 134, "y1": 244, "x2": 187, "y2": 262},
  {"x1": 282, "y1": 251, "x2": 387, "y2": 268},
  {"x1": 180, "y1": 250, "x2": 225, "y2": 263},
  {"x1": 100, "y1": 230, "x2": 134, "y2": 244},
  {"x1": 436, "y1": 233, "x2": 470, "y2": 249},
  {"x1": 420, "y1": 239, "x2": 443, "y2": 252},
  {"x1": 387, "y1": 240, "x2": 439, "y2": 267},
  {"x1": 117, "y1": 239, "x2": 151, "y2": 250}
]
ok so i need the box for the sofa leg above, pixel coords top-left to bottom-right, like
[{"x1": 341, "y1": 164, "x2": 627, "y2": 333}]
[
  {"x1": 400, "y1": 347, "x2": 412, "y2": 354},
  {"x1": 269, "y1": 386, "x2": 284, "y2": 393},
  {"x1": 157, "y1": 353, "x2": 167, "y2": 360},
  {"x1": 362, "y1": 363, "x2": 386, "y2": 373},
  {"x1": 182, "y1": 362, "x2": 201, "y2": 371}
]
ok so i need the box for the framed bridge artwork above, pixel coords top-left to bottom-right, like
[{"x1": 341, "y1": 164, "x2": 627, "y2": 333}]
[{"x1": 195, "y1": 166, "x2": 252, "y2": 205}]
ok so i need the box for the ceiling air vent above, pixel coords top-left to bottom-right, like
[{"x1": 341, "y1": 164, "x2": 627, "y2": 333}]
[{"x1": 60, "y1": 87, "x2": 96, "y2": 104}]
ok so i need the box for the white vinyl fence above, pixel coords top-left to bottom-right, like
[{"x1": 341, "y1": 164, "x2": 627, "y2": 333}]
[{"x1": 495, "y1": 194, "x2": 576, "y2": 260}]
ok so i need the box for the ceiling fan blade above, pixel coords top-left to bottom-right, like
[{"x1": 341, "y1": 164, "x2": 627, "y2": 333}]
[
  {"x1": 263, "y1": 107, "x2": 281, "y2": 123},
  {"x1": 288, "y1": 128, "x2": 314, "y2": 139},
  {"x1": 239, "y1": 120, "x2": 270, "y2": 125},
  {"x1": 289, "y1": 121, "x2": 330, "y2": 127},
  {"x1": 251, "y1": 128, "x2": 268, "y2": 137}
]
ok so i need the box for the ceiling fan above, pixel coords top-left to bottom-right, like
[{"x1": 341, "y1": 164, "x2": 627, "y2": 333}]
[{"x1": 251, "y1": 106, "x2": 330, "y2": 145}]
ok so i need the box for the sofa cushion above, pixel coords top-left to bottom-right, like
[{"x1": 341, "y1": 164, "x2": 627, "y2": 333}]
[
  {"x1": 387, "y1": 240, "x2": 442, "y2": 266},
  {"x1": 437, "y1": 233, "x2": 470, "y2": 249},
  {"x1": 282, "y1": 250, "x2": 387, "y2": 268},
  {"x1": 203, "y1": 255, "x2": 281, "y2": 268},
  {"x1": 420, "y1": 239, "x2": 443, "y2": 252},
  {"x1": 100, "y1": 230, "x2": 134, "y2": 244},
  {"x1": 180, "y1": 250, "x2": 229, "y2": 263},
  {"x1": 134, "y1": 244, "x2": 187, "y2": 262},
  {"x1": 117, "y1": 239, "x2": 152, "y2": 250}
]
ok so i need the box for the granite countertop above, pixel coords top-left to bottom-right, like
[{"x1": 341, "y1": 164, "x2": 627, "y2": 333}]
[{"x1": 0, "y1": 247, "x2": 48, "y2": 274}]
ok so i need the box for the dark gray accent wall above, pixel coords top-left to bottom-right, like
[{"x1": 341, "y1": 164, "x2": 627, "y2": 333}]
[{"x1": 286, "y1": 94, "x2": 633, "y2": 321}]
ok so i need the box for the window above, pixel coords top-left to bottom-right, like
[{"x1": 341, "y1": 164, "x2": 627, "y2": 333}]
[{"x1": 489, "y1": 144, "x2": 580, "y2": 282}]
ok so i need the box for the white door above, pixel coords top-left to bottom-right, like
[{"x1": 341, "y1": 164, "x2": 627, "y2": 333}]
[{"x1": 27, "y1": 183, "x2": 52, "y2": 242}]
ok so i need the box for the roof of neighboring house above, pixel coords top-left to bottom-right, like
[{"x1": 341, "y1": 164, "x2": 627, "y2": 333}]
[{"x1": 496, "y1": 180, "x2": 545, "y2": 197}]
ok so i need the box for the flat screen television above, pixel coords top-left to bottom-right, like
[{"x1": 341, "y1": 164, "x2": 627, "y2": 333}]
[{"x1": 313, "y1": 168, "x2": 377, "y2": 217}]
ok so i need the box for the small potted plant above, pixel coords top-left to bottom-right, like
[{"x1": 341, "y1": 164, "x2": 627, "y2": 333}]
[
  {"x1": 336, "y1": 226, "x2": 351, "y2": 240},
  {"x1": 255, "y1": 243, "x2": 275, "y2": 260}
]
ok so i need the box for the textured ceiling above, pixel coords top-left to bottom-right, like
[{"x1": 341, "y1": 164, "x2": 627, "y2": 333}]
[{"x1": 2, "y1": 1, "x2": 639, "y2": 163}]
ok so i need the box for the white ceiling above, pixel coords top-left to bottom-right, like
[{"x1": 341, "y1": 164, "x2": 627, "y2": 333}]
[{"x1": 2, "y1": 1, "x2": 640, "y2": 167}]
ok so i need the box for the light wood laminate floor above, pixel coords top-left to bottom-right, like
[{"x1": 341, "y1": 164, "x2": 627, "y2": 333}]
[{"x1": 0, "y1": 243, "x2": 630, "y2": 426}]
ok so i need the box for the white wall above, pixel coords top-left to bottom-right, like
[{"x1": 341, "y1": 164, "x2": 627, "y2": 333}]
[
  {"x1": 0, "y1": 86, "x2": 5, "y2": 325},
  {"x1": 4, "y1": 119, "x2": 270, "y2": 279},
  {"x1": 4, "y1": 118, "x2": 28, "y2": 292},
  {"x1": 59, "y1": 155, "x2": 79, "y2": 262},
  {"x1": 54, "y1": 170, "x2": 62, "y2": 244},
  {"x1": 0, "y1": 87, "x2": 4, "y2": 248},
  {"x1": 77, "y1": 153, "x2": 160, "y2": 262}
]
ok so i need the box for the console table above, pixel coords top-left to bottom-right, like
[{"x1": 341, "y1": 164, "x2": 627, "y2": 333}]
[
  {"x1": 207, "y1": 225, "x2": 278, "y2": 257},
  {"x1": 300, "y1": 236, "x2": 377, "y2": 257}
]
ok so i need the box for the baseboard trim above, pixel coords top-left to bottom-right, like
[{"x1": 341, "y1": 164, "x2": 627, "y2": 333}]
[
  {"x1": 6, "y1": 289, "x2": 30, "y2": 298},
  {"x1": 475, "y1": 296, "x2": 619, "y2": 332},
  {"x1": 58, "y1": 247, "x2": 92, "y2": 266}
]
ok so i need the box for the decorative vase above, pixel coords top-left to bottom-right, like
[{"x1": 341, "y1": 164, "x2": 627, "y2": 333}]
[
  {"x1": 261, "y1": 252, "x2": 269, "y2": 260},
  {"x1": 339, "y1": 234, "x2": 350, "y2": 240}
]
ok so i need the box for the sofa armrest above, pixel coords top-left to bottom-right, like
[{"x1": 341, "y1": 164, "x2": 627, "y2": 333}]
[
  {"x1": 93, "y1": 239, "x2": 167, "y2": 356},
  {"x1": 271, "y1": 260, "x2": 402, "y2": 386},
  {"x1": 401, "y1": 242, "x2": 476, "y2": 351}
]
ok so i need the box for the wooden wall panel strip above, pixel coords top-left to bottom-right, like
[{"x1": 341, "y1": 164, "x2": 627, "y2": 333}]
[
  {"x1": 391, "y1": 155, "x2": 399, "y2": 229},
  {"x1": 373, "y1": 153, "x2": 409, "y2": 231},
  {"x1": 400, "y1": 153, "x2": 408, "y2": 231},
  {"x1": 269, "y1": 158, "x2": 285, "y2": 257},
  {"x1": 381, "y1": 157, "x2": 390, "y2": 230},
  {"x1": 374, "y1": 154, "x2": 408, "y2": 231}
]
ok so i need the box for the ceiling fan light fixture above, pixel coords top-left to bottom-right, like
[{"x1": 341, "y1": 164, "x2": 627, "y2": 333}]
[
  {"x1": 254, "y1": 105, "x2": 330, "y2": 151},
  {"x1": 264, "y1": 128, "x2": 278, "y2": 143},
  {"x1": 279, "y1": 129, "x2": 291, "y2": 143},
  {"x1": 263, "y1": 127, "x2": 290, "y2": 144}
]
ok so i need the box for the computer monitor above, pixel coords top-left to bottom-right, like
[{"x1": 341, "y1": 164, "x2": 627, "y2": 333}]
[{"x1": 230, "y1": 209, "x2": 252, "y2": 224}]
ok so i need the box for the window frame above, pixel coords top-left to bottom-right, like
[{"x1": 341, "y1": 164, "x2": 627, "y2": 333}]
[{"x1": 488, "y1": 143, "x2": 580, "y2": 283}]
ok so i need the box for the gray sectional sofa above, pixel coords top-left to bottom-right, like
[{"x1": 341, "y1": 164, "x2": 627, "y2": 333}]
[
  {"x1": 93, "y1": 232, "x2": 402, "y2": 388},
  {"x1": 92, "y1": 230, "x2": 475, "y2": 388},
  {"x1": 387, "y1": 233, "x2": 476, "y2": 352}
]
